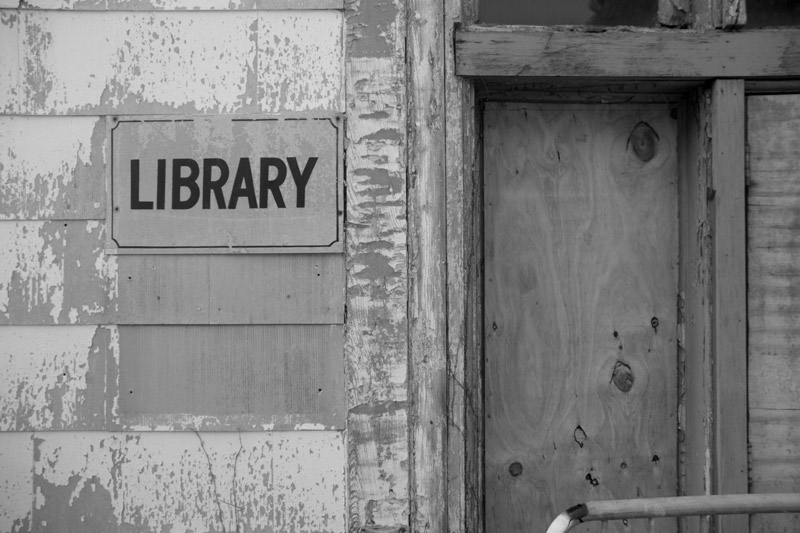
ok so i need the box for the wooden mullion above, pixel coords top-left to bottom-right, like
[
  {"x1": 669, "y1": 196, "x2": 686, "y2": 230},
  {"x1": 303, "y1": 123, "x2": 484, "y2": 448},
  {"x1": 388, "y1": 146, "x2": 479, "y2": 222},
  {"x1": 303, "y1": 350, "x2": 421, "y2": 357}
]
[{"x1": 710, "y1": 79, "x2": 749, "y2": 533}]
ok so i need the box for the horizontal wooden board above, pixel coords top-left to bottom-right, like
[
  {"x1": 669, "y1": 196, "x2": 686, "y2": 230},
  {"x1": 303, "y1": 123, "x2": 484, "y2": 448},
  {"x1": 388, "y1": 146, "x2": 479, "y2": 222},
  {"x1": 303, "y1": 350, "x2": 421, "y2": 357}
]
[
  {"x1": 0, "y1": 116, "x2": 105, "y2": 220},
  {"x1": 0, "y1": 326, "x2": 115, "y2": 431},
  {"x1": 118, "y1": 325, "x2": 345, "y2": 430},
  {"x1": 18, "y1": 0, "x2": 343, "y2": 9},
  {"x1": 32, "y1": 431, "x2": 346, "y2": 533},
  {"x1": 2, "y1": 11, "x2": 343, "y2": 115},
  {"x1": 0, "y1": 221, "x2": 115, "y2": 325},
  {"x1": 117, "y1": 254, "x2": 344, "y2": 324},
  {"x1": 749, "y1": 409, "x2": 800, "y2": 531},
  {"x1": 0, "y1": 432, "x2": 33, "y2": 533},
  {"x1": 747, "y1": 94, "x2": 800, "y2": 533},
  {"x1": 455, "y1": 26, "x2": 800, "y2": 78}
]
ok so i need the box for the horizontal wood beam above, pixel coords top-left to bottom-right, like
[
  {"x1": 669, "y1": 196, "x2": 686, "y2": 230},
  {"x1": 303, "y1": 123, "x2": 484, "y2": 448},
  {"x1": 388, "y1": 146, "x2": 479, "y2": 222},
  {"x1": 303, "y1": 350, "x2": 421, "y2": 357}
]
[{"x1": 455, "y1": 26, "x2": 800, "y2": 78}]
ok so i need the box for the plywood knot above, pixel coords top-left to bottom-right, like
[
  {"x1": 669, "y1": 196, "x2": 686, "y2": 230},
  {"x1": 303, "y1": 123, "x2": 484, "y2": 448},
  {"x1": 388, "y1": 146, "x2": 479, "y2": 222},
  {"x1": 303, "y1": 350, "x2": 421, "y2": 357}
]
[
  {"x1": 627, "y1": 122, "x2": 659, "y2": 162},
  {"x1": 611, "y1": 360, "x2": 634, "y2": 393}
]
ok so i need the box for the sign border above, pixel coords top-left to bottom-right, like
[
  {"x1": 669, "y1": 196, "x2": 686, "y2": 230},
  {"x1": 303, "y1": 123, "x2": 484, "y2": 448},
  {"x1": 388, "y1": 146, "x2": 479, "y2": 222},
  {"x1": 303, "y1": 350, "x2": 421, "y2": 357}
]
[{"x1": 105, "y1": 113, "x2": 344, "y2": 255}]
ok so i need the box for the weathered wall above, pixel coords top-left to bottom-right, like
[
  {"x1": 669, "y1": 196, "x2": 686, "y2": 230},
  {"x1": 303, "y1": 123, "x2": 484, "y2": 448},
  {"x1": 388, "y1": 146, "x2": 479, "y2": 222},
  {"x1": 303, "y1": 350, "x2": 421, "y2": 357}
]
[{"x1": 0, "y1": 1, "x2": 411, "y2": 531}]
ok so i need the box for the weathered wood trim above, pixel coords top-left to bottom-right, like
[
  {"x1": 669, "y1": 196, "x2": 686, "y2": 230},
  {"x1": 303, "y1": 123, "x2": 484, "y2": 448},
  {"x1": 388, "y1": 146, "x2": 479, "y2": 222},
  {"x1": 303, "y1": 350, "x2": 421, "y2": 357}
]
[
  {"x1": 693, "y1": 0, "x2": 746, "y2": 29},
  {"x1": 445, "y1": 0, "x2": 478, "y2": 531},
  {"x1": 344, "y1": 0, "x2": 409, "y2": 531},
  {"x1": 408, "y1": 0, "x2": 447, "y2": 530},
  {"x1": 678, "y1": 88, "x2": 714, "y2": 533},
  {"x1": 455, "y1": 26, "x2": 800, "y2": 79},
  {"x1": 710, "y1": 79, "x2": 748, "y2": 533},
  {"x1": 658, "y1": 0, "x2": 690, "y2": 28}
]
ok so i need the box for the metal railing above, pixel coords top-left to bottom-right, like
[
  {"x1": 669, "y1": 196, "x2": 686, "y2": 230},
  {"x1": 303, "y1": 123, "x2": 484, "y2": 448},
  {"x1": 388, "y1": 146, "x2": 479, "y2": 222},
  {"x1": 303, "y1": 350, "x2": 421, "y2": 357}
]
[{"x1": 545, "y1": 493, "x2": 800, "y2": 533}]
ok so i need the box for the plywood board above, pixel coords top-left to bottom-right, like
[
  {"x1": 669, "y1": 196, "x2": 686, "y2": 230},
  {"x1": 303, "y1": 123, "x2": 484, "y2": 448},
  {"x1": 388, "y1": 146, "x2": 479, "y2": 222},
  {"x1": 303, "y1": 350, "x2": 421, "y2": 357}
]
[
  {"x1": 0, "y1": 116, "x2": 105, "y2": 220},
  {"x1": 2, "y1": 11, "x2": 343, "y2": 115},
  {"x1": 117, "y1": 254, "x2": 344, "y2": 324},
  {"x1": 32, "y1": 431, "x2": 345, "y2": 532},
  {"x1": 484, "y1": 103, "x2": 678, "y2": 532},
  {"x1": 0, "y1": 221, "x2": 116, "y2": 325},
  {"x1": 747, "y1": 94, "x2": 800, "y2": 532},
  {"x1": 118, "y1": 325, "x2": 345, "y2": 430},
  {"x1": 0, "y1": 326, "x2": 116, "y2": 431}
]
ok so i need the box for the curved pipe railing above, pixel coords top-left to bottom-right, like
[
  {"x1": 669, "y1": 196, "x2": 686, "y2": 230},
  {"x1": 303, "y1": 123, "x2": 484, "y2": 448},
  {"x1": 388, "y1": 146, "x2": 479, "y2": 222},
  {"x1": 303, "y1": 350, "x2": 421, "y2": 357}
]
[{"x1": 546, "y1": 493, "x2": 800, "y2": 533}]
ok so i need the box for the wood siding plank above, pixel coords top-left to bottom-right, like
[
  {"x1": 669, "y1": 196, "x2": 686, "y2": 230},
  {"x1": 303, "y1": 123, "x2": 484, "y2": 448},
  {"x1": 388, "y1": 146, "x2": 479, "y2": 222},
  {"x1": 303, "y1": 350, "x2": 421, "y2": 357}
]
[
  {"x1": 747, "y1": 93, "x2": 800, "y2": 532},
  {"x1": 19, "y1": 0, "x2": 343, "y2": 9},
  {"x1": 484, "y1": 103, "x2": 679, "y2": 532},
  {"x1": 118, "y1": 325, "x2": 345, "y2": 430},
  {"x1": 0, "y1": 117, "x2": 105, "y2": 221},
  {"x1": 1, "y1": 11, "x2": 343, "y2": 116},
  {"x1": 32, "y1": 431, "x2": 346, "y2": 532},
  {"x1": 455, "y1": 27, "x2": 800, "y2": 79},
  {"x1": 0, "y1": 326, "x2": 115, "y2": 431},
  {"x1": 0, "y1": 221, "x2": 116, "y2": 325},
  {"x1": 117, "y1": 254, "x2": 344, "y2": 325},
  {"x1": 344, "y1": 0, "x2": 410, "y2": 530},
  {"x1": 0, "y1": 432, "x2": 33, "y2": 533},
  {"x1": 710, "y1": 79, "x2": 748, "y2": 533}
]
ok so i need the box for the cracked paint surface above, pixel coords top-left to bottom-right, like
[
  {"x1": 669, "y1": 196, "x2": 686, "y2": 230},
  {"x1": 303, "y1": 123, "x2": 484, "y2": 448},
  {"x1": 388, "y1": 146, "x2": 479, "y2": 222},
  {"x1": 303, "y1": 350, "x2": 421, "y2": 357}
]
[
  {"x1": 0, "y1": 116, "x2": 105, "y2": 220},
  {"x1": 32, "y1": 431, "x2": 345, "y2": 532},
  {"x1": 0, "y1": 221, "x2": 116, "y2": 324},
  {"x1": 0, "y1": 326, "x2": 116, "y2": 431},
  {"x1": 0, "y1": 11, "x2": 343, "y2": 115},
  {"x1": 19, "y1": 0, "x2": 342, "y2": 9},
  {"x1": 0, "y1": 432, "x2": 33, "y2": 533}
]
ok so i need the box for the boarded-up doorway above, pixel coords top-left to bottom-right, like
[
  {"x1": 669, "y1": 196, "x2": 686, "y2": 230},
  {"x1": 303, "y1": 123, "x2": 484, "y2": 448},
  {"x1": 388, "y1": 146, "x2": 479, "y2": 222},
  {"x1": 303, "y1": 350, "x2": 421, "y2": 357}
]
[{"x1": 484, "y1": 103, "x2": 679, "y2": 531}]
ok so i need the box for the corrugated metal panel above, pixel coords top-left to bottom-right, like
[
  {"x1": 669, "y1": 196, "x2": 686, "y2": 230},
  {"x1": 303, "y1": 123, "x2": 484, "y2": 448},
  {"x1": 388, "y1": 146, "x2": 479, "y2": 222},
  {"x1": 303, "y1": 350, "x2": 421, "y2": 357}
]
[
  {"x1": 117, "y1": 254, "x2": 344, "y2": 324},
  {"x1": 118, "y1": 325, "x2": 345, "y2": 430}
]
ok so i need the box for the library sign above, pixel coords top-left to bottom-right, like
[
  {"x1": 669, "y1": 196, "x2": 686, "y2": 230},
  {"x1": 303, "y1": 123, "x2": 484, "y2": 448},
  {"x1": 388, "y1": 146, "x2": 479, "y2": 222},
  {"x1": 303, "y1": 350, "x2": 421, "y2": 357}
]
[{"x1": 107, "y1": 115, "x2": 343, "y2": 253}]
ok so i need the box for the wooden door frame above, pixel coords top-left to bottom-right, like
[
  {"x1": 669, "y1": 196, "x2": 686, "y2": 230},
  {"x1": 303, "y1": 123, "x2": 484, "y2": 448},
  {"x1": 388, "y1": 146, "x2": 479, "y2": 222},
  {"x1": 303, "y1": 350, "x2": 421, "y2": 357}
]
[{"x1": 409, "y1": 1, "x2": 800, "y2": 531}]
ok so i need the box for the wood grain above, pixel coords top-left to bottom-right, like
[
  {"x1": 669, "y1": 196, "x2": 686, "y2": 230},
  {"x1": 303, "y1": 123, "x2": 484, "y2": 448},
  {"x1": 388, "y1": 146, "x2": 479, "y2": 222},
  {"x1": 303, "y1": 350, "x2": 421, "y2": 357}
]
[
  {"x1": 117, "y1": 254, "x2": 344, "y2": 325},
  {"x1": 677, "y1": 88, "x2": 714, "y2": 533},
  {"x1": 344, "y1": 1, "x2": 410, "y2": 530},
  {"x1": 118, "y1": 325, "x2": 344, "y2": 430},
  {"x1": 747, "y1": 94, "x2": 800, "y2": 532},
  {"x1": 408, "y1": 0, "x2": 448, "y2": 530},
  {"x1": 484, "y1": 103, "x2": 679, "y2": 532},
  {"x1": 455, "y1": 26, "x2": 800, "y2": 79},
  {"x1": 710, "y1": 80, "x2": 748, "y2": 533}
]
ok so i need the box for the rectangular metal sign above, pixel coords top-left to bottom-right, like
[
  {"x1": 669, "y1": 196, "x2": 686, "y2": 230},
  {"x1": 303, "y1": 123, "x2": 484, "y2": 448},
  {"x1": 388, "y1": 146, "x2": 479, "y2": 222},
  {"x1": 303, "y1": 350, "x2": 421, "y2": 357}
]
[{"x1": 107, "y1": 115, "x2": 343, "y2": 254}]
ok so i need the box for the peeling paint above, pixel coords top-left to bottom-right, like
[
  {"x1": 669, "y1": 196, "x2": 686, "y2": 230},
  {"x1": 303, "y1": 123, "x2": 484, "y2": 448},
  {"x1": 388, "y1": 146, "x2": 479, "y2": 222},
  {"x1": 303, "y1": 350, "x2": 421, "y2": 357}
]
[
  {"x1": 0, "y1": 221, "x2": 115, "y2": 324},
  {"x1": 0, "y1": 116, "x2": 105, "y2": 220},
  {"x1": 0, "y1": 326, "x2": 115, "y2": 430},
  {"x1": 3, "y1": 11, "x2": 344, "y2": 115},
  {"x1": 22, "y1": 0, "x2": 343, "y2": 9},
  {"x1": 32, "y1": 431, "x2": 345, "y2": 532},
  {"x1": 0, "y1": 433, "x2": 33, "y2": 533},
  {"x1": 259, "y1": 11, "x2": 344, "y2": 113}
]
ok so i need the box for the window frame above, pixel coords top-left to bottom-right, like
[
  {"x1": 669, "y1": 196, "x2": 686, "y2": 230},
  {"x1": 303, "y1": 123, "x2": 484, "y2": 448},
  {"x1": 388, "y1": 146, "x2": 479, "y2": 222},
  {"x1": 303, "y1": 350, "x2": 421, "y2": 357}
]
[{"x1": 438, "y1": 3, "x2": 800, "y2": 532}]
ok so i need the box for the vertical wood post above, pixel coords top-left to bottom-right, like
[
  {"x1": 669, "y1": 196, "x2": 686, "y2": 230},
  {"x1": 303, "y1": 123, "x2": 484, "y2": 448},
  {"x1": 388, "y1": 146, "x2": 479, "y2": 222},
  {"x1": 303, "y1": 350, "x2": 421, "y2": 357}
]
[
  {"x1": 408, "y1": 0, "x2": 447, "y2": 531},
  {"x1": 678, "y1": 88, "x2": 715, "y2": 533},
  {"x1": 445, "y1": 1, "x2": 479, "y2": 533},
  {"x1": 710, "y1": 79, "x2": 749, "y2": 533}
]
